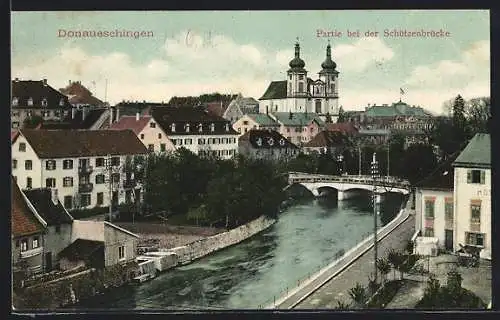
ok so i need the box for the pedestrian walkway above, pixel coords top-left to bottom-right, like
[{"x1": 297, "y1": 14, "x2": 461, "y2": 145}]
[{"x1": 294, "y1": 216, "x2": 415, "y2": 309}]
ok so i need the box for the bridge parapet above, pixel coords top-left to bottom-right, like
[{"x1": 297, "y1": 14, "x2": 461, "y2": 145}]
[{"x1": 288, "y1": 172, "x2": 410, "y2": 189}]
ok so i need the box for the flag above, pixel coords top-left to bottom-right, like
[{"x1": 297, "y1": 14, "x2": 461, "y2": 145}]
[{"x1": 400, "y1": 88, "x2": 405, "y2": 95}]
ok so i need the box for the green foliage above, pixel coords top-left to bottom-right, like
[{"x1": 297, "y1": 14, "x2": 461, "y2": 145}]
[
  {"x1": 23, "y1": 115, "x2": 43, "y2": 128},
  {"x1": 399, "y1": 143, "x2": 437, "y2": 185},
  {"x1": 349, "y1": 282, "x2": 368, "y2": 307},
  {"x1": 376, "y1": 258, "x2": 391, "y2": 284},
  {"x1": 366, "y1": 280, "x2": 403, "y2": 308},
  {"x1": 70, "y1": 206, "x2": 110, "y2": 219},
  {"x1": 337, "y1": 106, "x2": 345, "y2": 123},
  {"x1": 386, "y1": 249, "x2": 405, "y2": 280},
  {"x1": 335, "y1": 300, "x2": 351, "y2": 310}
]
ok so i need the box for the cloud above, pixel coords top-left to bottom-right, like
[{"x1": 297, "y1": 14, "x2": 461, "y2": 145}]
[{"x1": 332, "y1": 37, "x2": 395, "y2": 72}]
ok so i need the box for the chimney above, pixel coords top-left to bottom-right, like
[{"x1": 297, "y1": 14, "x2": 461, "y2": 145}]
[
  {"x1": 116, "y1": 105, "x2": 120, "y2": 121},
  {"x1": 51, "y1": 188, "x2": 59, "y2": 205},
  {"x1": 42, "y1": 78, "x2": 47, "y2": 86},
  {"x1": 69, "y1": 80, "x2": 71, "y2": 85},
  {"x1": 71, "y1": 107, "x2": 76, "y2": 119},
  {"x1": 136, "y1": 112, "x2": 140, "y2": 121}
]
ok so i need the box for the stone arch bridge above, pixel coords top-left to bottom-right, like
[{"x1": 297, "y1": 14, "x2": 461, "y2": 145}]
[{"x1": 285, "y1": 172, "x2": 411, "y2": 200}]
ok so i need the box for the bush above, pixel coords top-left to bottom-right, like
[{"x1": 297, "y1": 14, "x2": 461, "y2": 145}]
[
  {"x1": 70, "y1": 206, "x2": 110, "y2": 219},
  {"x1": 366, "y1": 280, "x2": 403, "y2": 308}
]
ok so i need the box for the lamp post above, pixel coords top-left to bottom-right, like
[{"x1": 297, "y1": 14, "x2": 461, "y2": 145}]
[
  {"x1": 337, "y1": 154, "x2": 344, "y2": 176},
  {"x1": 358, "y1": 145, "x2": 362, "y2": 176},
  {"x1": 371, "y1": 152, "x2": 380, "y2": 285}
]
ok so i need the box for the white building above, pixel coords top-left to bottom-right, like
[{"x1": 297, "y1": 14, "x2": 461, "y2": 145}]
[
  {"x1": 452, "y1": 133, "x2": 491, "y2": 260},
  {"x1": 12, "y1": 129, "x2": 148, "y2": 211},
  {"x1": 110, "y1": 113, "x2": 175, "y2": 153},
  {"x1": 151, "y1": 106, "x2": 239, "y2": 159},
  {"x1": 259, "y1": 41, "x2": 340, "y2": 119},
  {"x1": 232, "y1": 113, "x2": 280, "y2": 136}
]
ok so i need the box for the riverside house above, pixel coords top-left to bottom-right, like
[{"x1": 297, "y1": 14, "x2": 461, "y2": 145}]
[
  {"x1": 232, "y1": 113, "x2": 280, "y2": 136},
  {"x1": 238, "y1": 129, "x2": 299, "y2": 162},
  {"x1": 268, "y1": 112, "x2": 325, "y2": 146},
  {"x1": 11, "y1": 129, "x2": 148, "y2": 211}
]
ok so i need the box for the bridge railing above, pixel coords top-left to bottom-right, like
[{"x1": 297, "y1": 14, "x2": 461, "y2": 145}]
[{"x1": 287, "y1": 173, "x2": 410, "y2": 189}]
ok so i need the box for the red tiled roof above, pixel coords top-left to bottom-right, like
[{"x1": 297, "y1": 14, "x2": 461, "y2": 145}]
[
  {"x1": 304, "y1": 130, "x2": 352, "y2": 148},
  {"x1": 325, "y1": 122, "x2": 359, "y2": 135},
  {"x1": 109, "y1": 115, "x2": 152, "y2": 135},
  {"x1": 12, "y1": 177, "x2": 45, "y2": 237},
  {"x1": 11, "y1": 130, "x2": 19, "y2": 142},
  {"x1": 59, "y1": 81, "x2": 105, "y2": 106},
  {"x1": 20, "y1": 129, "x2": 148, "y2": 158}
]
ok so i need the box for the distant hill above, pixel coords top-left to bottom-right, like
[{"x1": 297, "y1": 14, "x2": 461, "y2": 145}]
[{"x1": 168, "y1": 93, "x2": 238, "y2": 107}]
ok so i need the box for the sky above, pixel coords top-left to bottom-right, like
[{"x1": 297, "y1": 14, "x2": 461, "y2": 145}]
[{"x1": 11, "y1": 10, "x2": 490, "y2": 114}]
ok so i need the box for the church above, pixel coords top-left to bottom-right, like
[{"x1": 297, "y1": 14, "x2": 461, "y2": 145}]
[{"x1": 259, "y1": 41, "x2": 340, "y2": 121}]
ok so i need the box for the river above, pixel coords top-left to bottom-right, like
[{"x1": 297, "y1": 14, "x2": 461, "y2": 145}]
[{"x1": 72, "y1": 193, "x2": 405, "y2": 310}]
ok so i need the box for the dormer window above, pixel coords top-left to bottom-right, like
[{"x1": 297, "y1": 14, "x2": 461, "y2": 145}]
[
  {"x1": 225, "y1": 123, "x2": 229, "y2": 132},
  {"x1": 41, "y1": 98, "x2": 48, "y2": 107},
  {"x1": 185, "y1": 123, "x2": 190, "y2": 133},
  {"x1": 210, "y1": 123, "x2": 215, "y2": 132},
  {"x1": 27, "y1": 97, "x2": 33, "y2": 106},
  {"x1": 198, "y1": 123, "x2": 203, "y2": 132},
  {"x1": 12, "y1": 97, "x2": 18, "y2": 106},
  {"x1": 59, "y1": 98, "x2": 65, "y2": 106},
  {"x1": 171, "y1": 123, "x2": 176, "y2": 132}
]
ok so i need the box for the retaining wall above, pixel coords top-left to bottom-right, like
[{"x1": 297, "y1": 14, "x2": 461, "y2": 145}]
[{"x1": 162, "y1": 216, "x2": 276, "y2": 266}]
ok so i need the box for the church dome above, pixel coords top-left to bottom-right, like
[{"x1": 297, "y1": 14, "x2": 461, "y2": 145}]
[
  {"x1": 289, "y1": 42, "x2": 306, "y2": 70},
  {"x1": 321, "y1": 43, "x2": 337, "y2": 71}
]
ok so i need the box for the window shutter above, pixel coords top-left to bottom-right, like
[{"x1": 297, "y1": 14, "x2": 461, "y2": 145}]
[
  {"x1": 467, "y1": 170, "x2": 472, "y2": 183},
  {"x1": 480, "y1": 171, "x2": 485, "y2": 184}
]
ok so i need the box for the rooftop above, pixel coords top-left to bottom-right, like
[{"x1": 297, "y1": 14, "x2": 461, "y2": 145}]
[
  {"x1": 260, "y1": 81, "x2": 287, "y2": 100},
  {"x1": 239, "y1": 129, "x2": 298, "y2": 149},
  {"x1": 58, "y1": 239, "x2": 104, "y2": 262},
  {"x1": 364, "y1": 101, "x2": 433, "y2": 118},
  {"x1": 12, "y1": 178, "x2": 45, "y2": 237},
  {"x1": 23, "y1": 188, "x2": 74, "y2": 226},
  {"x1": 303, "y1": 130, "x2": 352, "y2": 148},
  {"x1": 325, "y1": 122, "x2": 359, "y2": 135},
  {"x1": 110, "y1": 115, "x2": 152, "y2": 135},
  {"x1": 272, "y1": 112, "x2": 324, "y2": 127},
  {"x1": 11, "y1": 79, "x2": 72, "y2": 110},
  {"x1": 246, "y1": 113, "x2": 280, "y2": 127},
  {"x1": 415, "y1": 153, "x2": 458, "y2": 191},
  {"x1": 453, "y1": 133, "x2": 490, "y2": 168},
  {"x1": 40, "y1": 108, "x2": 106, "y2": 130},
  {"x1": 19, "y1": 129, "x2": 148, "y2": 158},
  {"x1": 59, "y1": 81, "x2": 105, "y2": 106}
]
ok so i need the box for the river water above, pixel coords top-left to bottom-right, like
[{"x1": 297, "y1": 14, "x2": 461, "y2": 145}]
[{"x1": 73, "y1": 193, "x2": 405, "y2": 310}]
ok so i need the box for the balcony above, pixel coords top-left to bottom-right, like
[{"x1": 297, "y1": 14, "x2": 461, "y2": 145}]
[
  {"x1": 123, "y1": 179, "x2": 136, "y2": 189},
  {"x1": 20, "y1": 246, "x2": 43, "y2": 259},
  {"x1": 78, "y1": 165, "x2": 93, "y2": 175},
  {"x1": 79, "y1": 183, "x2": 93, "y2": 193}
]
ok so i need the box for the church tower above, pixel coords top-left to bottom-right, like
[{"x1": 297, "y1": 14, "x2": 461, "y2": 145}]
[
  {"x1": 318, "y1": 42, "x2": 339, "y2": 115},
  {"x1": 286, "y1": 41, "x2": 308, "y2": 112}
]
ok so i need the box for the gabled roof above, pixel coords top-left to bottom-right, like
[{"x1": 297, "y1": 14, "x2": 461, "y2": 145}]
[
  {"x1": 12, "y1": 178, "x2": 45, "y2": 237},
  {"x1": 40, "y1": 108, "x2": 106, "y2": 130},
  {"x1": 272, "y1": 112, "x2": 325, "y2": 127},
  {"x1": 11, "y1": 79, "x2": 72, "y2": 109},
  {"x1": 104, "y1": 221, "x2": 140, "y2": 238},
  {"x1": 110, "y1": 115, "x2": 152, "y2": 135},
  {"x1": 58, "y1": 239, "x2": 104, "y2": 261},
  {"x1": 19, "y1": 129, "x2": 148, "y2": 158},
  {"x1": 416, "y1": 153, "x2": 458, "y2": 191},
  {"x1": 303, "y1": 130, "x2": 351, "y2": 148},
  {"x1": 23, "y1": 188, "x2": 74, "y2": 226},
  {"x1": 11, "y1": 130, "x2": 19, "y2": 141},
  {"x1": 364, "y1": 101, "x2": 433, "y2": 118},
  {"x1": 325, "y1": 122, "x2": 359, "y2": 135},
  {"x1": 239, "y1": 129, "x2": 299, "y2": 149},
  {"x1": 151, "y1": 106, "x2": 238, "y2": 136},
  {"x1": 59, "y1": 81, "x2": 105, "y2": 106},
  {"x1": 246, "y1": 114, "x2": 280, "y2": 127},
  {"x1": 453, "y1": 133, "x2": 490, "y2": 168},
  {"x1": 260, "y1": 81, "x2": 287, "y2": 100}
]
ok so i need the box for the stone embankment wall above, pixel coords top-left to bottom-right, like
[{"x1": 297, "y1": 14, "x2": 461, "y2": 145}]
[{"x1": 162, "y1": 216, "x2": 276, "y2": 266}]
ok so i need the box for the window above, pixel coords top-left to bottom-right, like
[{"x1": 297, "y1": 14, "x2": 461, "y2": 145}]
[
  {"x1": 150, "y1": 122, "x2": 156, "y2": 128},
  {"x1": 63, "y1": 177, "x2": 73, "y2": 187},
  {"x1": 41, "y1": 98, "x2": 48, "y2": 107},
  {"x1": 12, "y1": 159, "x2": 17, "y2": 169},
  {"x1": 25, "y1": 160, "x2": 33, "y2": 170},
  {"x1": 97, "y1": 192, "x2": 104, "y2": 206},
  {"x1": 158, "y1": 133, "x2": 162, "y2": 139},
  {"x1": 59, "y1": 98, "x2": 65, "y2": 106},
  {"x1": 63, "y1": 159, "x2": 73, "y2": 169},
  {"x1": 289, "y1": 74, "x2": 292, "y2": 80},
  {"x1": 12, "y1": 122, "x2": 19, "y2": 128},
  {"x1": 171, "y1": 123, "x2": 176, "y2": 132},
  {"x1": 95, "y1": 158, "x2": 105, "y2": 167},
  {"x1": 119, "y1": 246, "x2": 126, "y2": 260},
  {"x1": 28, "y1": 98, "x2": 33, "y2": 106},
  {"x1": 467, "y1": 170, "x2": 485, "y2": 184},
  {"x1": 198, "y1": 123, "x2": 203, "y2": 132},
  {"x1": 140, "y1": 133, "x2": 145, "y2": 140},
  {"x1": 64, "y1": 196, "x2": 73, "y2": 209},
  {"x1": 55, "y1": 225, "x2": 61, "y2": 233},
  {"x1": 298, "y1": 82, "x2": 304, "y2": 92},
  {"x1": 424, "y1": 227, "x2": 434, "y2": 237},
  {"x1": 80, "y1": 194, "x2": 91, "y2": 207},
  {"x1": 148, "y1": 144, "x2": 154, "y2": 152},
  {"x1": 12, "y1": 97, "x2": 18, "y2": 106},
  {"x1": 237, "y1": 128, "x2": 241, "y2": 133},
  {"x1": 46, "y1": 160, "x2": 56, "y2": 170},
  {"x1": 112, "y1": 173, "x2": 120, "y2": 183},
  {"x1": 210, "y1": 123, "x2": 215, "y2": 132},
  {"x1": 32, "y1": 237, "x2": 39, "y2": 248},
  {"x1": 185, "y1": 124, "x2": 190, "y2": 133},
  {"x1": 46, "y1": 178, "x2": 56, "y2": 188},
  {"x1": 445, "y1": 199, "x2": 453, "y2": 221},
  {"x1": 299, "y1": 75, "x2": 304, "y2": 80},
  {"x1": 471, "y1": 201, "x2": 481, "y2": 223},
  {"x1": 466, "y1": 232, "x2": 484, "y2": 247},
  {"x1": 424, "y1": 198, "x2": 435, "y2": 218},
  {"x1": 19, "y1": 142, "x2": 26, "y2": 152},
  {"x1": 331, "y1": 84, "x2": 335, "y2": 92},
  {"x1": 95, "y1": 174, "x2": 105, "y2": 184},
  {"x1": 21, "y1": 239, "x2": 28, "y2": 252},
  {"x1": 243, "y1": 121, "x2": 249, "y2": 125},
  {"x1": 26, "y1": 177, "x2": 32, "y2": 189},
  {"x1": 111, "y1": 157, "x2": 120, "y2": 166},
  {"x1": 160, "y1": 144, "x2": 166, "y2": 152}
]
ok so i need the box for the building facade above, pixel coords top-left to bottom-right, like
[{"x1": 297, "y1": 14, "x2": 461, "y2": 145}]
[
  {"x1": 12, "y1": 129, "x2": 148, "y2": 211},
  {"x1": 223, "y1": 93, "x2": 260, "y2": 123},
  {"x1": 152, "y1": 106, "x2": 239, "y2": 159},
  {"x1": 238, "y1": 129, "x2": 299, "y2": 162},
  {"x1": 110, "y1": 114, "x2": 175, "y2": 153},
  {"x1": 259, "y1": 42, "x2": 340, "y2": 119},
  {"x1": 303, "y1": 130, "x2": 352, "y2": 156},
  {"x1": 452, "y1": 133, "x2": 491, "y2": 260},
  {"x1": 269, "y1": 112, "x2": 325, "y2": 146},
  {"x1": 232, "y1": 113, "x2": 280, "y2": 136},
  {"x1": 11, "y1": 78, "x2": 73, "y2": 129}
]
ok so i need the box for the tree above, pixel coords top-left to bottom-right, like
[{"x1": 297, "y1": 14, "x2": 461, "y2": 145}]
[
  {"x1": 386, "y1": 249, "x2": 404, "y2": 280},
  {"x1": 376, "y1": 258, "x2": 391, "y2": 285},
  {"x1": 337, "y1": 106, "x2": 346, "y2": 123},
  {"x1": 465, "y1": 97, "x2": 490, "y2": 135},
  {"x1": 335, "y1": 300, "x2": 351, "y2": 310},
  {"x1": 23, "y1": 115, "x2": 43, "y2": 128},
  {"x1": 349, "y1": 282, "x2": 368, "y2": 308},
  {"x1": 420, "y1": 275, "x2": 442, "y2": 308},
  {"x1": 452, "y1": 95, "x2": 466, "y2": 129},
  {"x1": 400, "y1": 143, "x2": 437, "y2": 185}
]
